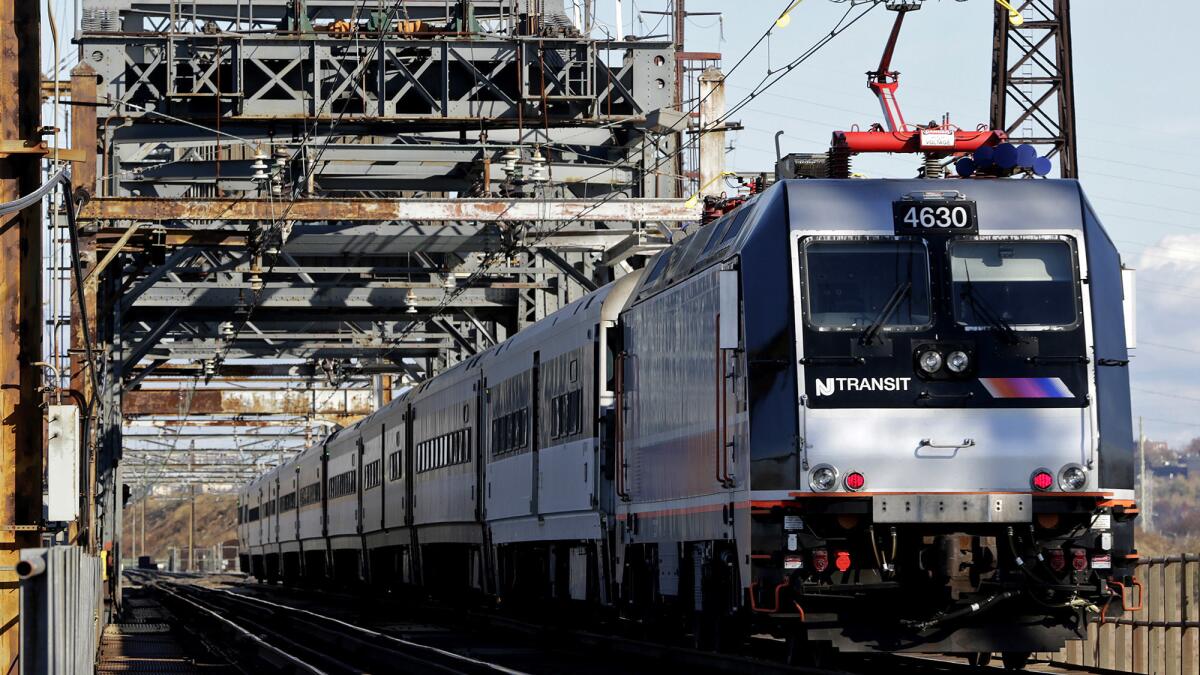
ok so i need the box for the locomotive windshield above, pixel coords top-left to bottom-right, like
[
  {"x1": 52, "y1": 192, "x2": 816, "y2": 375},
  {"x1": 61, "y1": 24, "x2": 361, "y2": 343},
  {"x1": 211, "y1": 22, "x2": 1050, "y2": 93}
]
[
  {"x1": 949, "y1": 239, "x2": 1078, "y2": 328},
  {"x1": 803, "y1": 240, "x2": 932, "y2": 331}
]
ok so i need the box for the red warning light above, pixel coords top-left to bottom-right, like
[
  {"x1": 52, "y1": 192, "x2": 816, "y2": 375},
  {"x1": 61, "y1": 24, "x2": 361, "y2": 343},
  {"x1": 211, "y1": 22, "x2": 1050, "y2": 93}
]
[
  {"x1": 844, "y1": 472, "x2": 866, "y2": 491},
  {"x1": 1032, "y1": 471, "x2": 1054, "y2": 491},
  {"x1": 812, "y1": 549, "x2": 829, "y2": 573},
  {"x1": 835, "y1": 551, "x2": 852, "y2": 573}
]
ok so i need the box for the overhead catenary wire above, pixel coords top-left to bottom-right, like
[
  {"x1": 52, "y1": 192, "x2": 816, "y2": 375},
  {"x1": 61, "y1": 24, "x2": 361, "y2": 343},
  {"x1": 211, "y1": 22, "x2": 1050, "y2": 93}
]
[
  {"x1": 363, "y1": 1, "x2": 883, "y2": 370},
  {"x1": 1133, "y1": 388, "x2": 1200, "y2": 404}
]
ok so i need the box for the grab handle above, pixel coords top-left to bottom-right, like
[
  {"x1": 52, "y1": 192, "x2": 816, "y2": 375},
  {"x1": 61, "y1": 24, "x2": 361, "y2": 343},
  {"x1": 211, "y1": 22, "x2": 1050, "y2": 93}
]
[{"x1": 919, "y1": 438, "x2": 975, "y2": 450}]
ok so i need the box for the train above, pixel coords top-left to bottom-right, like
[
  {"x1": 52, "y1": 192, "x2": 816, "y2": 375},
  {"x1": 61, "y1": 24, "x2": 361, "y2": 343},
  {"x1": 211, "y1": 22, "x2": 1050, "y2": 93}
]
[{"x1": 238, "y1": 177, "x2": 1139, "y2": 668}]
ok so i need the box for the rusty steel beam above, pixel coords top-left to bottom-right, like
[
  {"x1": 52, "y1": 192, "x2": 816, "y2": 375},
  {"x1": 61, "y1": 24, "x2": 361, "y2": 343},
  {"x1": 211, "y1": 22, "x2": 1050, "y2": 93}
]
[
  {"x1": 122, "y1": 389, "x2": 375, "y2": 417},
  {"x1": 77, "y1": 197, "x2": 698, "y2": 223},
  {"x1": 69, "y1": 63, "x2": 99, "y2": 554},
  {"x1": 0, "y1": 1, "x2": 43, "y2": 663}
]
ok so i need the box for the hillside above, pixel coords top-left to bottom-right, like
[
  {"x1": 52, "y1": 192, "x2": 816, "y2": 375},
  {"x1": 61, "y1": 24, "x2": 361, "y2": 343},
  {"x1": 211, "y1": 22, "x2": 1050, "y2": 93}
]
[{"x1": 122, "y1": 493, "x2": 238, "y2": 567}]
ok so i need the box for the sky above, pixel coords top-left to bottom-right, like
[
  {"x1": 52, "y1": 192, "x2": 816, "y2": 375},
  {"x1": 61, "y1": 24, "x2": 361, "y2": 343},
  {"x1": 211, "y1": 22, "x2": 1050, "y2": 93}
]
[
  {"x1": 38, "y1": 0, "x2": 1200, "y2": 446},
  {"x1": 599, "y1": 0, "x2": 1200, "y2": 447}
]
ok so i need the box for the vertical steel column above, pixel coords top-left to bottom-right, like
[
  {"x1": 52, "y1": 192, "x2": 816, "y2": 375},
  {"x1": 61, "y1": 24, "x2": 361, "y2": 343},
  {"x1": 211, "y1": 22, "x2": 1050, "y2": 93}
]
[
  {"x1": 697, "y1": 67, "x2": 726, "y2": 200},
  {"x1": 673, "y1": 0, "x2": 686, "y2": 197},
  {"x1": 989, "y1": 0, "x2": 1078, "y2": 178},
  {"x1": 69, "y1": 66, "x2": 99, "y2": 554},
  {"x1": 0, "y1": 1, "x2": 44, "y2": 665}
]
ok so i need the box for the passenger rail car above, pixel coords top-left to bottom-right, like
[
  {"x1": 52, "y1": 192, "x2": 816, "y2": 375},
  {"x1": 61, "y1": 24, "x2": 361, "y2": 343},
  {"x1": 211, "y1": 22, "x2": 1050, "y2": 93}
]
[{"x1": 239, "y1": 179, "x2": 1138, "y2": 660}]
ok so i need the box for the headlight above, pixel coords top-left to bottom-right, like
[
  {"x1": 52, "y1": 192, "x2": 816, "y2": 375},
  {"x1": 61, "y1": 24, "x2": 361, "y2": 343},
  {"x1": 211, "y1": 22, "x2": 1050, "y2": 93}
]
[
  {"x1": 918, "y1": 350, "x2": 943, "y2": 373},
  {"x1": 946, "y1": 350, "x2": 970, "y2": 373},
  {"x1": 809, "y1": 465, "x2": 838, "y2": 492},
  {"x1": 1058, "y1": 465, "x2": 1087, "y2": 491}
]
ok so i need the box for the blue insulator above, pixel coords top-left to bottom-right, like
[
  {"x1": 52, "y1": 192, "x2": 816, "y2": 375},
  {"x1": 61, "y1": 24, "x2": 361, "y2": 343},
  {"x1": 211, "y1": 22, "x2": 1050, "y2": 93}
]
[
  {"x1": 974, "y1": 145, "x2": 995, "y2": 168},
  {"x1": 1032, "y1": 156, "x2": 1053, "y2": 176},
  {"x1": 1017, "y1": 144, "x2": 1038, "y2": 168},
  {"x1": 995, "y1": 143, "x2": 1019, "y2": 170},
  {"x1": 955, "y1": 157, "x2": 976, "y2": 177}
]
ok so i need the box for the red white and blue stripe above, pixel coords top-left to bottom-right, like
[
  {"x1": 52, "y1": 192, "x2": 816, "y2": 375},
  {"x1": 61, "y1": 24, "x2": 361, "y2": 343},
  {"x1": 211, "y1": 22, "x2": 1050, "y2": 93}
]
[{"x1": 980, "y1": 377, "x2": 1073, "y2": 399}]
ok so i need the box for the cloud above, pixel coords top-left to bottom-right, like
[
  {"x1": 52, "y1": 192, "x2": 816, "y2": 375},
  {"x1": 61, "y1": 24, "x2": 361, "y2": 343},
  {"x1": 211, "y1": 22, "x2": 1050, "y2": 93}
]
[{"x1": 1129, "y1": 234, "x2": 1200, "y2": 446}]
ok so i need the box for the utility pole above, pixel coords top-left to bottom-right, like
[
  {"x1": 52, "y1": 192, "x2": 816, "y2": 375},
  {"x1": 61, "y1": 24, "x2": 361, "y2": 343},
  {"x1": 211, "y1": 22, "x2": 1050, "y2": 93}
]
[
  {"x1": 188, "y1": 449, "x2": 196, "y2": 572},
  {"x1": 0, "y1": 1, "x2": 44, "y2": 665},
  {"x1": 140, "y1": 493, "x2": 147, "y2": 561},
  {"x1": 1138, "y1": 416, "x2": 1152, "y2": 533}
]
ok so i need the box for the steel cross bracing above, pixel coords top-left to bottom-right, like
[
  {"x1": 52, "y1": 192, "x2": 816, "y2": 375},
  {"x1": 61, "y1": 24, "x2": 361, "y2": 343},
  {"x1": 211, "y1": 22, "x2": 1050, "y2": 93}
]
[
  {"x1": 68, "y1": 0, "x2": 701, "y2": 501},
  {"x1": 989, "y1": 0, "x2": 1078, "y2": 178}
]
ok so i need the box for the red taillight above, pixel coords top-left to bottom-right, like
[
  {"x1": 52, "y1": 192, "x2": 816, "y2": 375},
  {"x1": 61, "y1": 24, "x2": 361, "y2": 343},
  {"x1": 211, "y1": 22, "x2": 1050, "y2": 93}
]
[
  {"x1": 1071, "y1": 549, "x2": 1088, "y2": 571},
  {"x1": 835, "y1": 551, "x2": 852, "y2": 572},
  {"x1": 812, "y1": 549, "x2": 829, "y2": 573},
  {"x1": 1032, "y1": 470, "x2": 1054, "y2": 491},
  {"x1": 1048, "y1": 549, "x2": 1066, "y2": 572},
  {"x1": 844, "y1": 471, "x2": 866, "y2": 491}
]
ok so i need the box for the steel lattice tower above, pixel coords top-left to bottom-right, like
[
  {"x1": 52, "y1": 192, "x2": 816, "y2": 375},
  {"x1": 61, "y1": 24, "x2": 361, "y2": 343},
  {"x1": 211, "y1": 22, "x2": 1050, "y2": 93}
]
[{"x1": 990, "y1": 0, "x2": 1079, "y2": 178}]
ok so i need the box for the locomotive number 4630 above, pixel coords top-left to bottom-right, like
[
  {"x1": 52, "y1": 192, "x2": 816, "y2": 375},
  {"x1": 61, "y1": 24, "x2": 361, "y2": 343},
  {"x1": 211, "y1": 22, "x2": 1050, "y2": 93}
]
[{"x1": 892, "y1": 200, "x2": 978, "y2": 235}]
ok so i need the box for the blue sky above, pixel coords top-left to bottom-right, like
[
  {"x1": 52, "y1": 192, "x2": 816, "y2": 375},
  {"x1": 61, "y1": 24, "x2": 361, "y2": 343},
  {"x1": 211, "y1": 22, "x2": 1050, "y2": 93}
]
[
  {"x1": 39, "y1": 1, "x2": 1200, "y2": 445},
  {"x1": 603, "y1": 0, "x2": 1200, "y2": 446}
]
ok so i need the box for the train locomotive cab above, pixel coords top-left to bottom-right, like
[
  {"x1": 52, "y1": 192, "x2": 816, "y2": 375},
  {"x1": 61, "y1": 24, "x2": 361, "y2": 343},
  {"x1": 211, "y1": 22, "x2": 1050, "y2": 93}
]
[{"x1": 738, "y1": 179, "x2": 1138, "y2": 654}]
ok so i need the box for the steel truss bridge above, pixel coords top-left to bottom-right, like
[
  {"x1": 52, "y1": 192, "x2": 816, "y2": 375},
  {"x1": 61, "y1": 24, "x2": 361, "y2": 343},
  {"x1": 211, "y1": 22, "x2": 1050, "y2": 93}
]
[
  {"x1": 46, "y1": 0, "x2": 1076, "y2": 590},
  {"x1": 60, "y1": 1, "x2": 701, "y2": 557}
]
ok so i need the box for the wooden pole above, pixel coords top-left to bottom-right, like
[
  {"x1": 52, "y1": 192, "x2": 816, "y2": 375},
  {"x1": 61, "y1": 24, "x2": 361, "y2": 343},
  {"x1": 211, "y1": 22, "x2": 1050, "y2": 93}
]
[{"x1": 0, "y1": 1, "x2": 44, "y2": 665}]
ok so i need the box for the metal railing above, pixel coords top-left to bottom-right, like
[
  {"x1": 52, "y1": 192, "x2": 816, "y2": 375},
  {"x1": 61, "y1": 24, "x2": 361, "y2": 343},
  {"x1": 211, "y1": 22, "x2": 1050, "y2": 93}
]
[{"x1": 17, "y1": 546, "x2": 104, "y2": 675}]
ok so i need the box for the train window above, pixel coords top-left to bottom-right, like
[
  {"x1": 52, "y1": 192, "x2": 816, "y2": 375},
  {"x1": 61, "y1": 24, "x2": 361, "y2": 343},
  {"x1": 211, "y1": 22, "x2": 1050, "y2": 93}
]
[
  {"x1": 949, "y1": 239, "x2": 1078, "y2": 328},
  {"x1": 718, "y1": 208, "x2": 750, "y2": 248},
  {"x1": 551, "y1": 396, "x2": 562, "y2": 438},
  {"x1": 569, "y1": 358, "x2": 578, "y2": 383},
  {"x1": 388, "y1": 450, "x2": 402, "y2": 481},
  {"x1": 803, "y1": 239, "x2": 932, "y2": 331},
  {"x1": 699, "y1": 216, "x2": 730, "y2": 257},
  {"x1": 641, "y1": 249, "x2": 674, "y2": 287}
]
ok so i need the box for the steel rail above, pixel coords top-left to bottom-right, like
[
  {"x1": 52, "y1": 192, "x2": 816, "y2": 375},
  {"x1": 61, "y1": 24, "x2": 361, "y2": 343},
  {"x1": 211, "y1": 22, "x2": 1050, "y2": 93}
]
[
  {"x1": 153, "y1": 573, "x2": 1129, "y2": 675},
  {"x1": 143, "y1": 573, "x2": 528, "y2": 675},
  {"x1": 143, "y1": 575, "x2": 330, "y2": 674}
]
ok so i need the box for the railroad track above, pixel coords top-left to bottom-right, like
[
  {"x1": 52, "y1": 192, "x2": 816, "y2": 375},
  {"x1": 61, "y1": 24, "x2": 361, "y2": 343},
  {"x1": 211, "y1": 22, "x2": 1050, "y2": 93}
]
[{"x1": 131, "y1": 572, "x2": 1119, "y2": 675}]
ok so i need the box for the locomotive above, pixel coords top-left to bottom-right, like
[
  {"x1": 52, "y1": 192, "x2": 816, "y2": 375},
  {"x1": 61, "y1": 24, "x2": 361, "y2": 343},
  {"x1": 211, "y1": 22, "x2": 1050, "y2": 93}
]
[{"x1": 239, "y1": 177, "x2": 1139, "y2": 666}]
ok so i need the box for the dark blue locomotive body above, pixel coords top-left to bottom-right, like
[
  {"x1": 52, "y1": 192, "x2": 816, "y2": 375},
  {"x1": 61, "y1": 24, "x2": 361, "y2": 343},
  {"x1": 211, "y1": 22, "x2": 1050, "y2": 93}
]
[{"x1": 239, "y1": 178, "x2": 1138, "y2": 658}]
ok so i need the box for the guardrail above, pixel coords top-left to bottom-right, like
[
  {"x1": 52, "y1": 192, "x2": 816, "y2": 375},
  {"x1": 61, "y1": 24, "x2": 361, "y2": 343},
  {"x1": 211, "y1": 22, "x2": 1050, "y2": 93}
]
[
  {"x1": 1043, "y1": 555, "x2": 1199, "y2": 675},
  {"x1": 17, "y1": 546, "x2": 104, "y2": 675}
]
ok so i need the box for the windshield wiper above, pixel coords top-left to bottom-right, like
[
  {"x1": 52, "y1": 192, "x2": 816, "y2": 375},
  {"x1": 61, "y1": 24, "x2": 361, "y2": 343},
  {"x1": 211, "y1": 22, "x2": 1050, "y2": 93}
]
[
  {"x1": 860, "y1": 281, "x2": 912, "y2": 346},
  {"x1": 960, "y1": 282, "x2": 1021, "y2": 345}
]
